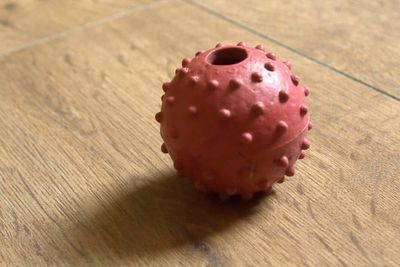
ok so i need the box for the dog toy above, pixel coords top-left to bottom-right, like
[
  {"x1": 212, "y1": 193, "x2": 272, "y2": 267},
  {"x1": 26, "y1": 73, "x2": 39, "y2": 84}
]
[{"x1": 156, "y1": 42, "x2": 311, "y2": 200}]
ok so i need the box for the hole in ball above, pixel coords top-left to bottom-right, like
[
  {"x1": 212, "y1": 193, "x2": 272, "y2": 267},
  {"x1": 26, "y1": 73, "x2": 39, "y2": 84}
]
[{"x1": 207, "y1": 47, "x2": 248, "y2": 65}]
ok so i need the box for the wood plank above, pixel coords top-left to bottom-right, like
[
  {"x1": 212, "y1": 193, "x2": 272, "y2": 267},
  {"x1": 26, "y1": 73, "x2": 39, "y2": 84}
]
[
  {"x1": 0, "y1": 0, "x2": 154, "y2": 52},
  {"x1": 190, "y1": 0, "x2": 400, "y2": 99},
  {"x1": 0, "y1": 0, "x2": 399, "y2": 266}
]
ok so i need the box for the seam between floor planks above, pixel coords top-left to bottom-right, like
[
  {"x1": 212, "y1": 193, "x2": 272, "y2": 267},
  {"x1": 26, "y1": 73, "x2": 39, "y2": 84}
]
[
  {"x1": 0, "y1": 0, "x2": 169, "y2": 59},
  {"x1": 183, "y1": 0, "x2": 400, "y2": 102},
  {"x1": 1, "y1": 0, "x2": 398, "y2": 103}
]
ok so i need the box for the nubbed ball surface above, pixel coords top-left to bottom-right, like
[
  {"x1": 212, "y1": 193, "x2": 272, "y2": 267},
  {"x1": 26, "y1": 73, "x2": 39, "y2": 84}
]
[{"x1": 156, "y1": 42, "x2": 311, "y2": 200}]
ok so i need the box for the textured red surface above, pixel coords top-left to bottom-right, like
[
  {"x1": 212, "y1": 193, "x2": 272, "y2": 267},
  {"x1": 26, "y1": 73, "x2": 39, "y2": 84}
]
[{"x1": 156, "y1": 43, "x2": 311, "y2": 200}]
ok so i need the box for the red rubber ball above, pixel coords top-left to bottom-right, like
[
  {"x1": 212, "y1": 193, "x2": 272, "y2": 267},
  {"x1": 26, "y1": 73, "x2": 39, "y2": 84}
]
[{"x1": 156, "y1": 42, "x2": 311, "y2": 200}]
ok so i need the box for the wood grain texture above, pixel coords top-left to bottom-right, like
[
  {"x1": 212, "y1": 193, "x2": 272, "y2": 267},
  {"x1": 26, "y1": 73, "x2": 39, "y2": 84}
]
[
  {"x1": 192, "y1": 0, "x2": 400, "y2": 99},
  {"x1": 0, "y1": 0, "x2": 399, "y2": 266},
  {"x1": 0, "y1": 0, "x2": 153, "y2": 52}
]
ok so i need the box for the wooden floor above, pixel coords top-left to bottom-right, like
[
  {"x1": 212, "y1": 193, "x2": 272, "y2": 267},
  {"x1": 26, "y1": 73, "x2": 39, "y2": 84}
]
[{"x1": 1, "y1": 0, "x2": 399, "y2": 266}]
